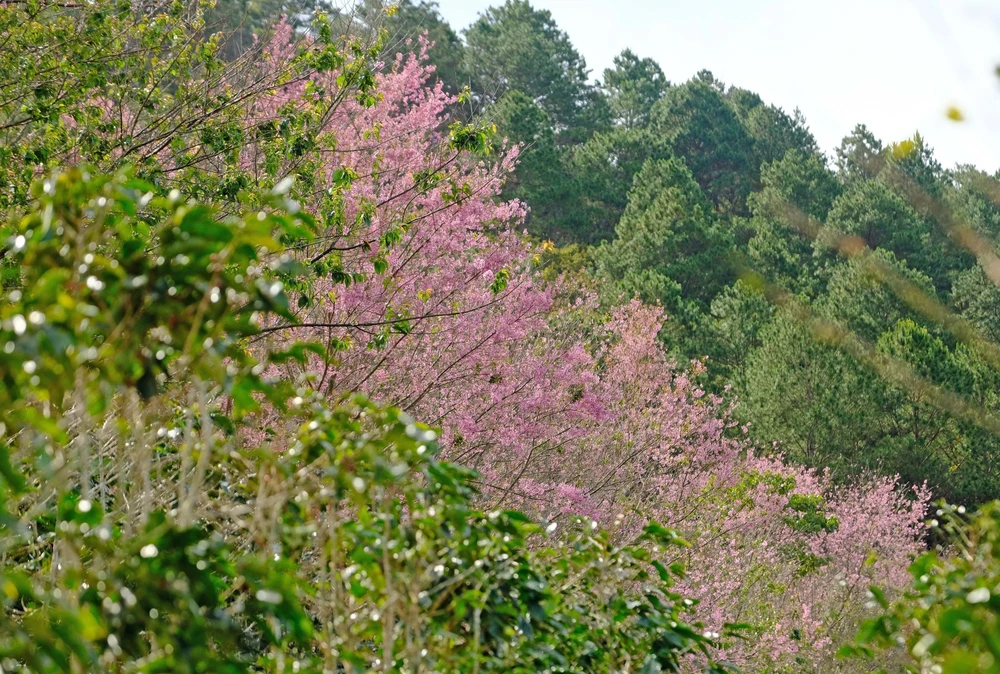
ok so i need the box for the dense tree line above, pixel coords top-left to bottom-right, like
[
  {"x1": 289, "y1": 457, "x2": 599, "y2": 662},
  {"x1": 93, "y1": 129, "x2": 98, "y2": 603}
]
[
  {"x1": 4, "y1": 0, "x2": 1000, "y2": 672},
  {"x1": 378, "y1": 0, "x2": 1000, "y2": 508}
]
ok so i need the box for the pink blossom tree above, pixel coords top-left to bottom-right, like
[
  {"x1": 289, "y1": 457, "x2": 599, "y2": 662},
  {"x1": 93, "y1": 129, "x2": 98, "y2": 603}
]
[
  {"x1": 244, "y1": 35, "x2": 930, "y2": 671},
  {"x1": 570, "y1": 302, "x2": 930, "y2": 668}
]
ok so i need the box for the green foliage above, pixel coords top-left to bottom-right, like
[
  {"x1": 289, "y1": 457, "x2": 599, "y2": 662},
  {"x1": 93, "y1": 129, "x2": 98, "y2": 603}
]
[
  {"x1": 0, "y1": 167, "x2": 308, "y2": 508},
  {"x1": 458, "y1": 2, "x2": 1000, "y2": 505},
  {"x1": 0, "y1": 0, "x2": 383, "y2": 210},
  {"x1": 739, "y1": 310, "x2": 885, "y2": 478},
  {"x1": 595, "y1": 158, "x2": 735, "y2": 360},
  {"x1": 0, "y1": 168, "x2": 732, "y2": 671},
  {"x1": 884, "y1": 132, "x2": 945, "y2": 199},
  {"x1": 877, "y1": 319, "x2": 974, "y2": 394},
  {"x1": 535, "y1": 241, "x2": 592, "y2": 283},
  {"x1": 429, "y1": 11, "x2": 1000, "y2": 514},
  {"x1": 649, "y1": 75, "x2": 756, "y2": 214},
  {"x1": 448, "y1": 119, "x2": 498, "y2": 156},
  {"x1": 491, "y1": 91, "x2": 577, "y2": 241},
  {"x1": 596, "y1": 158, "x2": 734, "y2": 309},
  {"x1": 847, "y1": 502, "x2": 1000, "y2": 673},
  {"x1": 463, "y1": 0, "x2": 602, "y2": 141},
  {"x1": 602, "y1": 49, "x2": 669, "y2": 131},
  {"x1": 739, "y1": 268, "x2": 1000, "y2": 503},
  {"x1": 745, "y1": 148, "x2": 842, "y2": 296},
  {"x1": 951, "y1": 264, "x2": 1000, "y2": 344},
  {"x1": 725, "y1": 87, "x2": 819, "y2": 172},
  {"x1": 725, "y1": 470, "x2": 796, "y2": 508},
  {"x1": 817, "y1": 249, "x2": 935, "y2": 344},
  {"x1": 820, "y1": 180, "x2": 942, "y2": 287},
  {"x1": 703, "y1": 279, "x2": 775, "y2": 385},
  {"x1": 949, "y1": 166, "x2": 1000, "y2": 243},
  {"x1": 378, "y1": 0, "x2": 467, "y2": 95},
  {"x1": 835, "y1": 124, "x2": 884, "y2": 183},
  {"x1": 206, "y1": 0, "x2": 324, "y2": 60},
  {"x1": 784, "y1": 494, "x2": 839, "y2": 534},
  {"x1": 750, "y1": 148, "x2": 842, "y2": 224},
  {"x1": 569, "y1": 125, "x2": 673, "y2": 244}
]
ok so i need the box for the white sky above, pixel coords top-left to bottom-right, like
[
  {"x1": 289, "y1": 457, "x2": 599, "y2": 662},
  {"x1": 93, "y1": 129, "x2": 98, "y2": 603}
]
[{"x1": 434, "y1": 0, "x2": 1000, "y2": 172}]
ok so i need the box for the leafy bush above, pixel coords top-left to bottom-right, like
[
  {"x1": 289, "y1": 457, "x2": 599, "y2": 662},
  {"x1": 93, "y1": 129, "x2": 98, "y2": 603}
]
[
  {"x1": 847, "y1": 502, "x2": 1000, "y2": 673},
  {"x1": 0, "y1": 169, "x2": 729, "y2": 672}
]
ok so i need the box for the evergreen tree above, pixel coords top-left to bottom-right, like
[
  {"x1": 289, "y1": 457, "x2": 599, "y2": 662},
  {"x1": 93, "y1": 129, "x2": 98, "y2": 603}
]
[
  {"x1": 950, "y1": 165, "x2": 1000, "y2": 243},
  {"x1": 951, "y1": 264, "x2": 1000, "y2": 344},
  {"x1": 649, "y1": 74, "x2": 756, "y2": 214},
  {"x1": 568, "y1": 125, "x2": 672, "y2": 244},
  {"x1": 596, "y1": 158, "x2": 735, "y2": 310},
  {"x1": 594, "y1": 158, "x2": 735, "y2": 357},
  {"x1": 726, "y1": 86, "x2": 819, "y2": 171},
  {"x1": 835, "y1": 123, "x2": 884, "y2": 183},
  {"x1": 883, "y1": 132, "x2": 945, "y2": 198},
  {"x1": 206, "y1": 0, "x2": 324, "y2": 59},
  {"x1": 376, "y1": 0, "x2": 467, "y2": 95},
  {"x1": 740, "y1": 308, "x2": 887, "y2": 477},
  {"x1": 463, "y1": 0, "x2": 604, "y2": 140},
  {"x1": 704, "y1": 279, "x2": 775, "y2": 385},
  {"x1": 745, "y1": 149, "x2": 842, "y2": 295},
  {"x1": 602, "y1": 49, "x2": 669, "y2": 130},
  {"x1": 817, "y1": 177, "x2": 965, "y2": 291},
  {"x1": 817, "y1": 249, "x2": 935, "y2": 344},
  {"x1": 491, "y1": 90, "x2": 577, "y2": 241}
]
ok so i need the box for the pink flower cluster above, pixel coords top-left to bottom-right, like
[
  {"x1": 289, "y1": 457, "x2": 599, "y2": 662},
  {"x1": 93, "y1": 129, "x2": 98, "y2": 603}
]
[{"x1": 248, "y1": 30, "x2": 930, "y2": 670}]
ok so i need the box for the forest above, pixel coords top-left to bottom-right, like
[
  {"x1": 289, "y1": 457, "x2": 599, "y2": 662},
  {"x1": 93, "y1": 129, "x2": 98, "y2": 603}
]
[{"x1": 2, "y1": 0, "x2": 1000, "y2": 671}]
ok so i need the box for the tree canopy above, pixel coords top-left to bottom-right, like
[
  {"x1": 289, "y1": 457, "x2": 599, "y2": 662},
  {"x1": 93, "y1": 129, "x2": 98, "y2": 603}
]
[{"x1": 6, "y1": 0, "x2": 1000, "y2": 671}]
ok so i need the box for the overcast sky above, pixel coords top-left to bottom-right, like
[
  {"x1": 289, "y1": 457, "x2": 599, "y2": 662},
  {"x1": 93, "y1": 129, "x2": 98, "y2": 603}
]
[{"x1": 433, "y1": 0, "x2": 1000, "y2": 172}]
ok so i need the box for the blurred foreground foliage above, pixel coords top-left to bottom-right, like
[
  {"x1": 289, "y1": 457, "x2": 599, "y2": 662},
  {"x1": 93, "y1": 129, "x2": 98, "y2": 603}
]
[{"x1": 0, "y1": 169, "x2": 730, "y2": 672}]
